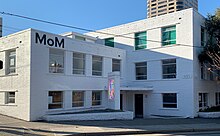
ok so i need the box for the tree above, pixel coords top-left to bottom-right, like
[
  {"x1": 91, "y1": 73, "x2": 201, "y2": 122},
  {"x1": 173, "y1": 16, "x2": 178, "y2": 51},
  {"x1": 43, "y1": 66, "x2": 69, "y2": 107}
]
[{"x1": 199, "y1": 8, "x2": 220, "y2": 74}]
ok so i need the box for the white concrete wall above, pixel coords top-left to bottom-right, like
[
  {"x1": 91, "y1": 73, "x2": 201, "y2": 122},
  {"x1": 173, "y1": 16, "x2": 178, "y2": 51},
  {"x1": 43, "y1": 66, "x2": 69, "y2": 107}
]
[
  {"x1": 87, "y1": 9, "x2": 215, "y2": 118},
  {"x1": 29, "y1": 29, "x2": 126, "y2": 121},
  {"x1": 0, "y1": 29, "x2": 31, "y2": 121}
]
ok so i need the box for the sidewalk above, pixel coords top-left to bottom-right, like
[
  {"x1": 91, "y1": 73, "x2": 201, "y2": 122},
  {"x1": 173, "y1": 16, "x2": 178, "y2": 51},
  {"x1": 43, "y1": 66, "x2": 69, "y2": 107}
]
[{"x1": 1, "y1": 114, "x2": 220, "y2": 136}]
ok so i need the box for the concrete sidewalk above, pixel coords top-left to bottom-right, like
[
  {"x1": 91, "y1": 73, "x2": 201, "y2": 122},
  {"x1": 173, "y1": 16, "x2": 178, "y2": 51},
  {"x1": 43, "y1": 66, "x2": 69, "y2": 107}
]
[{"x1": 1, "y1": 114, "x2": 220, "y2": 136}]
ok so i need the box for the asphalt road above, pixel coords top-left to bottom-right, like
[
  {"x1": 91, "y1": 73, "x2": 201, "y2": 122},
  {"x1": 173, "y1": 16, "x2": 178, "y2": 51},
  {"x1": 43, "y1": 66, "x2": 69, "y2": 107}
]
[{"x1": 121, "y1": 131, "x2": 220, "y2": 136}]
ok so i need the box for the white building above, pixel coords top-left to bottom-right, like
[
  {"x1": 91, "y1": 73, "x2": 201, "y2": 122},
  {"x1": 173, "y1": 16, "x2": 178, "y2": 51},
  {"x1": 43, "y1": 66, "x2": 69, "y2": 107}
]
[{"x1": 0, "y1": 9, "x2": 219, "y2": 121}]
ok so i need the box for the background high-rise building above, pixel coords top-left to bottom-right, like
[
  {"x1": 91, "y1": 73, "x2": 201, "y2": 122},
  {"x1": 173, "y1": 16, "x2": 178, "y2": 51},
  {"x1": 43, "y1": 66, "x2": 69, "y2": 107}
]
[
  {"x1": 0, "y1": 17, "x2": 2, "y2": 37},
  {"x1": 147, "y1": 0, "x2": 198, "y2": 18}
]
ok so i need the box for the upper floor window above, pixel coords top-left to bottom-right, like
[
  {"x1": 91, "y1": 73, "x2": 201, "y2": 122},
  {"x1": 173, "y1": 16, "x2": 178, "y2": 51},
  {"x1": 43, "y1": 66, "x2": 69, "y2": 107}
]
[
  {"x1": 162, "y1": 59, "x2": 176, "y2": 79},
  {"x1": 49, "y1": 49, "x2": 64, "y2": 73},
  {"x1": 135, "y1": 62, "x2": 147, "y2": 80},
  {"x1": 201, "y1": 26, "x2": 206, "y2": 46},
  {"x1": 162, "y1": 26, "x2": 176, "y2": 46},
  {"x1": 135, "y1": 32, "x2": 147, "y2": 50},
  {"x1": 92, "y1": 55, "x2": 103, "y2": 76},
  {"x1": 73, "y1": 52, "x2": 85, "y2": 75},
  {"x1": 7, "y1": 50, "x2": 16, "y2": 74},
  {"x1": 75, "y1": 35, "x2": 86, "y2": 41},
  {"x1": 105, "y1": 38, "x2": 114, "y2": 47},
  {"x1": 112, "y1": 59, "x2": 121, "y2": 72},
  {"x1": 201, "y1": 63, "x2": 214, "y2": 80}
]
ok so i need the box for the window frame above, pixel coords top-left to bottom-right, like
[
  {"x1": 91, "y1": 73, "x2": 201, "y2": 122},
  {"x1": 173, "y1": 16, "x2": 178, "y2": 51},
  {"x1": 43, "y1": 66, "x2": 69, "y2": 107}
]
[
  {"x1": 162, "y1": 26, "x2": 176, "y2": 46},
  {"x1": 201, "y1": 26, "x2": 206, "y2": 47},
  {"x1": 162, "y1": 93, "x2": 177, "y2": 108},
  {"x1": 49, "y1": 49, "x2": 64, "y2": 74},
  {"x1": 135, "y1": 62, "x2": 147, "y2": 80},
  {"x1": 162, "y1": 59, "x2": 176, "y2": 79},
  {"x1": 72, "y1": 91, "x2": 84, "y2": 108},
  {"x1": 7, "y1": 50, "x2": 16, "y2": 74},
  {"x1": 135, "y1": 31, "x2": 147, "y2": 50},
  {"x1": 48, "y1": 91, "x2": 63, "y2": 110},
  {"x1": 216, "y1": 92, "x2": 220, "y2": 106},
  {"x1": 112, "y1": 59, "x2": 121, "y2": 72},
  {"x1": 92, "y1": 55, "x2": 103, "y2": 76},
  {"x1": 105, "y1": 38, "x2": 114, "y2": 47},
  {"x1": 199, "y1": 93, "x2": 208, "y2": 109},
  {"x1": 92, "y1": 91, "x2": 102, "y2": 106},
  {"x1": 5, "y1": 92, "x2": 15, "y2": 104},
  {"x1": 73, "y1": 52, "x2": 86, "y2": 75}
]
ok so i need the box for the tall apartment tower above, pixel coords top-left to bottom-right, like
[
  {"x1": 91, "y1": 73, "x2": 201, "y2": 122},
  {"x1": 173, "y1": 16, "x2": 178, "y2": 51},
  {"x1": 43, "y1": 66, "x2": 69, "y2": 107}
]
[
  {"x1": 0, "y1": 17, "x2": 2, "y2": 37},
  {"x1": 147, "y1": 0, "x2": 198, "y2": 18}
]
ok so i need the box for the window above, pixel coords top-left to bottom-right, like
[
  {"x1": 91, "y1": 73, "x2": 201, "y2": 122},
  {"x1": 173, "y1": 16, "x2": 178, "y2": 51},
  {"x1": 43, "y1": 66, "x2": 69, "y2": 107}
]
[
  {"x1": 8, "y1": 50, "x2": 16, "y2": 74},
  {"x1": 216, "y1": 92, "x2": 220, "y2": 105},
  {"x1": 201, "y1": 63, "x2": 214, "y2": 80},
  {"x1": 112, "y1": 59, "x2": 121, "y2": 72},
  {"x1": 162, "y1": 93, "x2": 177, "y2": 108},
  {"x1": 49, "y1": 49, "x2": 64, "y2": 73},
  {"x1": 135, "y1": 32, "x2": 147, "y2": 50},
  {"x1": 135, "y1": 62, "x2": 147, "y2": 80},
  {"x1": 5, "y1": 92, "x2": 15, "y2": 104},
  {"x1": 75, "y1": 35, "x2": 86, "y2": 41},
  {"x1": 162, "y1": 26, "x2": 176, "y2": 46},
  {"x1": 201, "y1": 26, "x2": 206, "y2": 46},
  {"x1": 92, "y1": 91, "x2": 102, "y2": 106},
  {"x1": 48, "y1": 91, "x2": 63, "y2": 109},
  {"x1": 72, "y1": 91, "x2": 84, "y2": 107},
  {"x1": 73, "y1": 52, "x2": 85, "y2": 75},
  {"x1": 105, "y1": 38, "x2": 114, "y2": 47},
  {"x1": 92, "y1": 55, "x2": 103, "y2": 76},
  {"x1": 199, "y1": 93, "x2": 208, "y2": 109},
  {"x1": 162, "y1": 59, "x2": 176, "y2": 79}
]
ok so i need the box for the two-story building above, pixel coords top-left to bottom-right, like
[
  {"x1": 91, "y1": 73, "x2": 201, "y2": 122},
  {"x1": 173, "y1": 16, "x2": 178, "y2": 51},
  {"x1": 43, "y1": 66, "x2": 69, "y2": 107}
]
[{"x1": 0, "y1": 8, "x2": 219, "y2": 121}]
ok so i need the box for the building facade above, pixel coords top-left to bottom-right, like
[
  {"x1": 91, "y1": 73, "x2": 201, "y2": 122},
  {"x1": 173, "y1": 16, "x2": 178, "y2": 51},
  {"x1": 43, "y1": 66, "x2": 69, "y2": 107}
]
[
  {"x1": 0, "y1": 9, "x2": 219, "y2": 121},
  {"x1": 147, "y1": 0, "x2": 198, "y2": 18}
]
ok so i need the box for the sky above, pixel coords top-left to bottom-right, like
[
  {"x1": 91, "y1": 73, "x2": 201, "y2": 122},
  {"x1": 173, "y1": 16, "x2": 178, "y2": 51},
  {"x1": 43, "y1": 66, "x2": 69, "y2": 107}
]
[{"x1": 0, "y1": 0, "x2": 219, "y2": 36}]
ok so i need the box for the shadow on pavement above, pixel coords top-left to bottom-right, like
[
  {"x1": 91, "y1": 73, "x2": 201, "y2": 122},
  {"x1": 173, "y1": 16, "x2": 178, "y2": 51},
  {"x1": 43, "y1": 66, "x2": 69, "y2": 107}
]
[{"x1": 0, "y1": 125, "x2": 78, "y2": 136}]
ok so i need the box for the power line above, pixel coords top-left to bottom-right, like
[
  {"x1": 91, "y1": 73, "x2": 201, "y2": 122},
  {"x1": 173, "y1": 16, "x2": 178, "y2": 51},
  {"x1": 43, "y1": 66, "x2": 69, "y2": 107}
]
[{"x1": 0, "y1": 11, "x2": 204, "y2": 49}]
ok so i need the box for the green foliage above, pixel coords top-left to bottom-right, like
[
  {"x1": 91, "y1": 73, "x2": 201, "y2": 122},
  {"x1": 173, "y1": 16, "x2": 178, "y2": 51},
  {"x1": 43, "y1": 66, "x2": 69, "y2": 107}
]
[
  {"x1": 198, "y1": 8, "x2": 220, "y2": 70},
  {"x1": 199, "y1": 105, "x2": 220, "y2": 112}
]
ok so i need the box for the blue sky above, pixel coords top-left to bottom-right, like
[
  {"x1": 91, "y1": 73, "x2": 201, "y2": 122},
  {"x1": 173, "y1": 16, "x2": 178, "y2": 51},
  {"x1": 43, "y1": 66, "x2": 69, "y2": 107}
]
[{"x1": 0, "y1": 0, "x2": 219, "y2": 36}]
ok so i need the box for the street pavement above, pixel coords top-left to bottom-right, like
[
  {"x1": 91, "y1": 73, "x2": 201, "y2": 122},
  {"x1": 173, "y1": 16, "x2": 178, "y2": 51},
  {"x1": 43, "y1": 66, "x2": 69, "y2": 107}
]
[{"x1": 1, "y1": 114, "x2": 220, "y2": 135}]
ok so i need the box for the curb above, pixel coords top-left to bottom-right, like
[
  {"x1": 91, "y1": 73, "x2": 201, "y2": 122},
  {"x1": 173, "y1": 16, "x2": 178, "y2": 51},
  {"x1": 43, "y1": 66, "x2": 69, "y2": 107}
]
[{"x1": 67, "y1": 128, "x2": 220, "y2": 136}]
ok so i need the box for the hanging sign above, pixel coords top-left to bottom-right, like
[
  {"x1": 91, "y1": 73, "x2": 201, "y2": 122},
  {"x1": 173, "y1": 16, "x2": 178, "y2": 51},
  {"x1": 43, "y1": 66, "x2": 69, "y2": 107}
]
[{"x1": 108, "y1": 79, "x2": 115, "y2": 100}]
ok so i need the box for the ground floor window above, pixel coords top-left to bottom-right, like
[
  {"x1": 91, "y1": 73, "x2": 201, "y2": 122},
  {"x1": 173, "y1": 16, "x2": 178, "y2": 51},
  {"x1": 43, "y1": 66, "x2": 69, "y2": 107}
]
[
  {"x1": 48, "y1": 91, "x2": 63, "y2": 109},
  {"x1": 92, "y1": 91, "x2": 102, "y2": 106},
  {"x1": 162, "y1": 93, "x2": 177, "y2": 108},
  {"x1": 5, "y1": 92, "x2": 15, "y2": 104},
  {"x1": 72, "y1": 91, "x2": 84, "y2": 107},
  {"x1": 216, "y1": 92, "x2": 220, "y2": 105},
  {"x1": 199, "y1": 93, "x2": 208, "y2": 109}
]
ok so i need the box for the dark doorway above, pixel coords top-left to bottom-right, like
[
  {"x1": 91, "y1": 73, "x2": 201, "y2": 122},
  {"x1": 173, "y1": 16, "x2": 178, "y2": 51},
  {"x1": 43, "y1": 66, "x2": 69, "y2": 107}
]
[
  {"x1": 120, "y1": 94, "x2": 123, "y2": 110},
  {"x1": 135, "y1": 94, "x2": 143, "y2": 118}
]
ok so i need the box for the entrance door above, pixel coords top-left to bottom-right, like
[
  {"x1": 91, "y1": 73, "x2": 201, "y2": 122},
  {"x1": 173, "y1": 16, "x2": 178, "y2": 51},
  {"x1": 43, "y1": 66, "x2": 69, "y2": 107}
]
[
  {"x1": 135, "y1": 94, "x2": 143, "y2": 118},
  {"x1": 120, "y1": 94, "x2": 123, "y2": 110}
]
